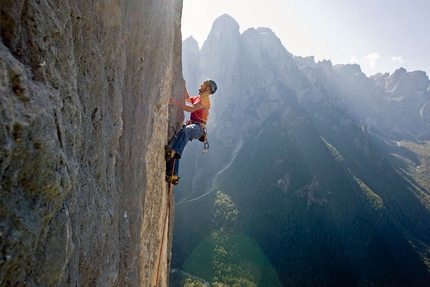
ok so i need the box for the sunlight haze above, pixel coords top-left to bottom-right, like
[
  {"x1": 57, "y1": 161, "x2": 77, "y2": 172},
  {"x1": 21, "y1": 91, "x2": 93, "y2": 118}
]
[{"x1": 182, "y1": 0, "x2": 430, "y2": 76}]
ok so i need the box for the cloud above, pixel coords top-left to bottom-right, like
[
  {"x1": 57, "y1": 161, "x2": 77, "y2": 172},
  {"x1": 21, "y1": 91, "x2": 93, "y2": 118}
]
[
  {"x1": 349, "y1": 56, "x2": 359, "y2": 63},
  {"x1": 364, "y1": 53, "x2": 380, "y2": 68},
  {"x1": 392, "y1": 56, "x2": 404, "y2": 63}
]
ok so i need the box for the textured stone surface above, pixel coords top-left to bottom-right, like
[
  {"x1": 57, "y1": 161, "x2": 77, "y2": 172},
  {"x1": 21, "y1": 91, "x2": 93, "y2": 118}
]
[{"x1": 1, "y1": 0, "x2": 183, "y2": 286}]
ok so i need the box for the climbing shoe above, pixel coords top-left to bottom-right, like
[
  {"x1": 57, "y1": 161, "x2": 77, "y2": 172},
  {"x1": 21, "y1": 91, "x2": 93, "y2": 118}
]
[
  {"x1": 166, "y1": 174, "x2": 179, "y2": 185},
  {"x1": 164, "y1": 145, "x2": 173, "y2": 161}
]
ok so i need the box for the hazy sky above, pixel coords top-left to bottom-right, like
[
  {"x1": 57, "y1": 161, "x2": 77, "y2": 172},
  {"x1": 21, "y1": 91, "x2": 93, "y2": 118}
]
[{"x1": 182, "y1": 0, "x2": 430, "y2": 77}]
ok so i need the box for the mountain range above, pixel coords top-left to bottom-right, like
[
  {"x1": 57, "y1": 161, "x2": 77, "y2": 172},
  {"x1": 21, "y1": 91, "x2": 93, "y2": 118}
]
[{"x1": 170, "y1": 14, "x2": 430, "y2": 286}]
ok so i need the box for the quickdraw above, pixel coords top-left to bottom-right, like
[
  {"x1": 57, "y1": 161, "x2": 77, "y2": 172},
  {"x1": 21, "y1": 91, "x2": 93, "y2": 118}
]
[
  {"x1": 200, "y1": 124, "x2": 210, "y2": 153},
  {"x1": 187, "y1": 120, "x2": 210, "y2": 154}
]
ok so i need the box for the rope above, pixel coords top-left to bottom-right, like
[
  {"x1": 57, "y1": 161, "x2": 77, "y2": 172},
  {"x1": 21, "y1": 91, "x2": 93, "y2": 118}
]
[{"x1": 155, "y1": 159, "x2": 176, "y2": 287}]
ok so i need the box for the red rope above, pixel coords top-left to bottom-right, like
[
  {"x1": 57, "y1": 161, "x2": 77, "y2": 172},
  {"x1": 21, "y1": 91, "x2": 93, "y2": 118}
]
[{"x1": 155, "y1": 159, "x2": 175, "y2": 286}]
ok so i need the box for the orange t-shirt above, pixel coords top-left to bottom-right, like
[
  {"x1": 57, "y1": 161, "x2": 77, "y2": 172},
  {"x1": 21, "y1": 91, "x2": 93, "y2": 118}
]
[{"x1": 190, "y1": 95, "x2": 210, "y2": 123}]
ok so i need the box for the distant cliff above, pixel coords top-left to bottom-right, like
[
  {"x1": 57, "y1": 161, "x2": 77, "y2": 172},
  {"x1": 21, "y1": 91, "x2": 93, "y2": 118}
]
[
  {"x1": 0, "y1": 1, "x2": 183, "y2": 286},
  {"x1": 173, "y1": 14, "x2": 430, "y2": 286}
]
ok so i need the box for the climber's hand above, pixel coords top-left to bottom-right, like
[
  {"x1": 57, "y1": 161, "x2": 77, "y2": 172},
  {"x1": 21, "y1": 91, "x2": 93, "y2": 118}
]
[{"x1": 169, "y1": 97, "x2": 178, "y2": 106}]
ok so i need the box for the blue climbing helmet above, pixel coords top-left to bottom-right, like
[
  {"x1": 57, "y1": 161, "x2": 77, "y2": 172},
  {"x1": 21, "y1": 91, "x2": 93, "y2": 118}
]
[{"x1": 205, "y1": 79, "x2": 217, "y2": 94}]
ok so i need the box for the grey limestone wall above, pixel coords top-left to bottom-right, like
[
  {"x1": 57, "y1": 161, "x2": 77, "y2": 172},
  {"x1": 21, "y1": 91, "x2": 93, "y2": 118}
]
[{"x1": 0, "y1": 0, "x2": 184, "y2": 286}]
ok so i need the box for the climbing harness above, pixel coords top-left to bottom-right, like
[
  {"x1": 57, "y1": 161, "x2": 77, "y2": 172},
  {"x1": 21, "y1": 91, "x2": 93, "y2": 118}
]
[{"x1": 155, "y1": 159, "x2": 176, "y2": 287}]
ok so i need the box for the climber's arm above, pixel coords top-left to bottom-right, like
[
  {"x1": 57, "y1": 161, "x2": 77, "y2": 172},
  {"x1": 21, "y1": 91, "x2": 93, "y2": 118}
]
[{"x1": 184, "y1": 89, "x2": 191, "y2": 102}]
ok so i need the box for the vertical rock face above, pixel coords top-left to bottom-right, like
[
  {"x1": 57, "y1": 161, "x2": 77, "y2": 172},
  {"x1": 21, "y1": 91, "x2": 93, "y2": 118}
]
[{"x1": 0, "y1": 1, "x2": 183, "y2": 286}]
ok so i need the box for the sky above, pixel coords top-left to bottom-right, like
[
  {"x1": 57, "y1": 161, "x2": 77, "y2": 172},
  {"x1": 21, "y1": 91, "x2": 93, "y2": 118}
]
[{"x1": 182, "y1": 0, "x2": 430, "y2": 77}]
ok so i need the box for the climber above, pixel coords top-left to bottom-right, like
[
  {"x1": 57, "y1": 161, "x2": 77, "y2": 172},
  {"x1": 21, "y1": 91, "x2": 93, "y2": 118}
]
[{"x1": 165, "y1": 79, "x2": 218, "y2": 184}]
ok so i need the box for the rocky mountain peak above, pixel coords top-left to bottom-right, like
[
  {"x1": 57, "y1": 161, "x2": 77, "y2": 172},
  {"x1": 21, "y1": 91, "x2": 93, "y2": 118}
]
[
  {"x1": 317, "y1": 59, "x2": 333, "y2": 69},
  {"x1": 183, "y1": 36, "x2": 199, "y2": 52},
  {"x1": 256, "y1": 27, "x2": 293, "y2": 57},
  {"x1": 295, "y1": 57, "x2": 333, "y2": 72},
  {"x1": 386, "y1": 68, "x2": 430, "y2": 94},
  {"x1": 212, "y1": 13, "x2": 240, "y2": 31},
  {"x1": 333, "y1": 63, "x2": 365, "y2": 78},
  {"x1": 392, "y1": 67, "x2": 408, "y2": 77},
  {"x1": 202, "y1": 14, "x2": 240, "y2": 51},
  {"x1": 410, "y1": 70, "x2": 430, "y2": 91},
  {"x1": 182, "y1": 36, "x2": 200, "y2": 89}
]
